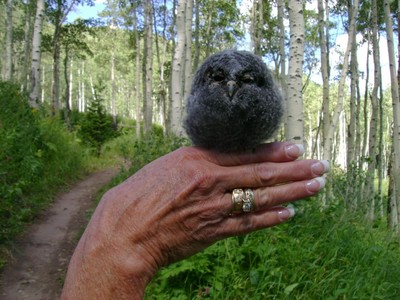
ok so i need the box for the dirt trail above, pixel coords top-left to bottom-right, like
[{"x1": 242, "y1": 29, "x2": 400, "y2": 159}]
[{"x1": 0, "y1": 167, "x2": 121, "y2": 300}]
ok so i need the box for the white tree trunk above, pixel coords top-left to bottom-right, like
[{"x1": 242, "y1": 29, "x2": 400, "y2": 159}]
[
  {"x1": 21, "y1": 1, "x2": 32, "y2": 91},
  {"x1": 326, "y1": 0, "x2": 359, "y2": 165},
  {"x1": 318, "y1": 0, "x2": 331, "y2": 161},
  {"x1": 133, "y1": 8, "x2": 141, "y2": 141},
  {"x1": 158, "y1": 0, "x2": 169, "y2": 137},
  {"x1": 250, "y1": 0, "x2": 263, "y2": 56},
  {"x1": 111, "y1": 44, "x2": 117, "y2": 126},
  {"x1": 78, "y1": 62, "x2": 86, "y2": 112},
  {"x1": 41, "y1": 64, "x2": 45, "y2": 103},
  {"x1": 286, "y1": 0, "x2": 305, "y2": 144},
  {"x1": 3, "y1": 0, "x2": 13, "y2": 81},
  {"x1": 144, "y1": 0, "x2": 153, "y2": 134},
  {"x1": 277, "y1": 0, "x2": 287, "y2": 134},
  {"x1": 365, "y1": 0, "x2": 381, "y2": 221},
  {"x1": 69, "y1": 59, "x2": 73, "y2": 109},
  {"x1": 170, "y1": 0, "x2": 193, "y2": 136},
  {"x1": 29, "y1": 0, "x2": 45, "y2": 108},
  {"x1": 51, "y1": 24, "x2": 62, "y2": 114},
  {"x1": 182, "y1": 0, "x2": 193, "y2": 110},
  {"x1": 384, "y1": 0, "x2": 400, "y2": 231}
]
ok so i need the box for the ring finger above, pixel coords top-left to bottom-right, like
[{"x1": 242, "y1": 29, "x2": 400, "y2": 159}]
[
  {"x1": 222, "y1": 177, "x2": 326, "y2": 216},
  {"x1": 253, "y1": 177, "x2": 326, "y2": 211}
]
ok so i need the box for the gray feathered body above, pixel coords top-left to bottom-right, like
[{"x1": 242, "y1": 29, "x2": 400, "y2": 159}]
[{"x1": 184, "y1": 50, "x2": 283, "y2": 153}]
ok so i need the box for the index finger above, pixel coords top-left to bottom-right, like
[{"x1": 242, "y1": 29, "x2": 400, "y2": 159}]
[{"x1": 198, "y1": 142, "x2": 305, "y2": 166}]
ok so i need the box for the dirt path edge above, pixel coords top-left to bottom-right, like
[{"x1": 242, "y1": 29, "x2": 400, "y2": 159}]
[{"x1": 0, "y1": 167, "x2": 120, "y2": 300}]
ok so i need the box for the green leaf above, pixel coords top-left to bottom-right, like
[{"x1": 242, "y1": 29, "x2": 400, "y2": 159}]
[{"x1": 284, "y1": 283, "x2": 299, "y2": 295}]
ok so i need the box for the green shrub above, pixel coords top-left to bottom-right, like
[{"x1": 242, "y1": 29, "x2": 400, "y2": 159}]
[
  {"x1": 129, "y1": 127, "x2": 190, "y2": 173},
  {"x1": 0, "y1": 82, "x2": 87, "y2": 258},
  {"x1": 78, "y1": 86, "x2": 117, "y2": 156}
]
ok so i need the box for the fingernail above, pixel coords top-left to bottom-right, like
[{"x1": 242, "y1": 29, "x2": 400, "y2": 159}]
[
  {"x1": 311, "y1": 160, "x2": 330, "y2": 175},
  {"x1": 285, "y1": 144, "x2": 305, "y2": 159},
  {"x1": 306, "y1": 177, "x2": 326, "y2": 193},
  {"x1": 278, "y1": 206, "x2": 296, "y2": 221}
]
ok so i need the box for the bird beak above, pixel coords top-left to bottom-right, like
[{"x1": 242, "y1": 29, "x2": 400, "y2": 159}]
[{"x1": 227, "y1": 81, "x2": 237, "y2": 97}]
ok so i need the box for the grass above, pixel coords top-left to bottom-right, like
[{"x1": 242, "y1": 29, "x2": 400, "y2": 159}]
[{"x1": 144, "y1": 203, "x2": 400, "y2": 299}]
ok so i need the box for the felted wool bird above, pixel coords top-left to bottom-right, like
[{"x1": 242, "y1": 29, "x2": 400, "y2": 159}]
[{"x1": 183, "y1": 50, "x2": 283, "y2": 153}]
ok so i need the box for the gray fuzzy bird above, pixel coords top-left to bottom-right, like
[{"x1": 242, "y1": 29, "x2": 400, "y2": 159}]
[{"x1": 183, "y1": 50, "x2": 283, "y2": 153}]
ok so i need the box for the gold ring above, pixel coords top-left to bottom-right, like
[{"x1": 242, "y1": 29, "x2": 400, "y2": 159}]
[
  {"x1": 231, "y1": 188, "x2": 255, "y2": 214},
  {"x1": 231, "y1": 188, "x2": 244, "y2": 214},
  {"x1": 242, "y1": 188, "x2": 255, "y2": 212}
]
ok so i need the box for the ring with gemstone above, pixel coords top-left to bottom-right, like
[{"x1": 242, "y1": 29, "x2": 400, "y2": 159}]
[
  {"x1": 242, "y1": 188, "x2": 255, "y2": 212},
  {"x1": 231, "y1": 188, "x2": 255, "y2": 214}
]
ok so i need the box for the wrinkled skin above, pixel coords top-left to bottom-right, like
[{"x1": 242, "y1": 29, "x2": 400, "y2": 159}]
[{"x1": 61, "y1": 143, "x2": 329, "y2": 299}]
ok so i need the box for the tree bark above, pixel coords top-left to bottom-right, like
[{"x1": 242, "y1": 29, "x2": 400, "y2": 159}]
[
  {"x1": 326, "y1": 0, "x2": 359, "y2": 166},
  {"x1": 170, "y1": 0, "x2": 193, "y2": 137},
  {"x1": 111, "y1": 30, "x2": 117, "y2": 128},
  {"x1": 21, "y1": 1, "x2": 33, "y2": 91},
  {"x1": 286, "y1": 0, "x2": 305, "y2": 144},
  {"x1": 29, "y1": 0, "x2": 45, "y2": 108},
  {"x1": 78, "y1": 61, "x2": 86, "y2": 112},
  {"x1": 345, "y1": 3, "x2": 362, "y2": 211},
  {"x1": 384, "y1": 0, "x2": 400, "y2": 232},
  {"x1": 51, "y1": 0, "x2": 63, "y2": 115},
  {"x1": 3, "y1": 0, "x2": 14, "y2": 81},
  {"x1": 277, "y1": 0, "x2": 287, "y2": 136},
  {"x1": 63, "y1": 49, "x2": 71, "y2": 128},
  {"x1": 318, "y1": 0, "x2": 330, "y2": 162},
  {"x1": 133, "y1": 6, "x2": 141, "y2": 141},
  {"x1": 193, "y1": 0, "x2": 200, "y2": 71},
  {"x1": 142, "y1": 0, "x2": 154, "y2": 135},
  {"x1": 154, "y1": 0, "x2": 168, "y2": 137},
  {"x1": 50, "y1": 0, "x2": 77, "y2": 114},
  {"x1": 347, "y1": 9, "x2": 359, "y2": 167},
  {"x1": 250, "y1": 0, "x2": 263, "y2": 56},
  {"x1": 182, "y1": 0, "x2": 193, "y2": 107},
  {"x1": 364, "y1": 0, "x2": 382, "y2": 221}
]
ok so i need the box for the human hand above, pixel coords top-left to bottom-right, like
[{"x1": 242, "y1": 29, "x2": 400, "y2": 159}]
[{"x1": 61, "y1": 142, "x2": 329, "y2": 299}]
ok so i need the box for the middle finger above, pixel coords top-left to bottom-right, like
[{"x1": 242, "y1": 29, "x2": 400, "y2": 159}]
[{"x1": 217, "y1": 159, "x2": 330, "y2": 190}]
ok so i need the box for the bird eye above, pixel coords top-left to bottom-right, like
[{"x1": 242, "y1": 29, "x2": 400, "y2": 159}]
[
  {"x1": 242, "y1": 74, "x2": 255, "y2": 83},
  {"x1": 211, "y1": 72, "x2": 225, "y2": 82}
]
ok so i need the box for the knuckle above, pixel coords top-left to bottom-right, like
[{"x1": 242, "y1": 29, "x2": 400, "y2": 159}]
[
  {"x1": 239, "y1": 216, "x2": 254, "y2": 233},
  {"x1": 252, "y1": 163, "x2": 274, "y2": 185},
  {"x1": 193, "y1": 169, "x2": 215, "y2": 191},
  {"x1": 185, "y1": 162, "x2": 215, "y2": 191},
  {"x1": 256, "y1": 188, "x2": 273, "y2": 208}
]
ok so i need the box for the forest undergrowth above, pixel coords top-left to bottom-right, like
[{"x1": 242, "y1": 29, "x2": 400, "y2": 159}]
[{"x1": 0, "y1": 81, "x2": 119, "y2": 269}]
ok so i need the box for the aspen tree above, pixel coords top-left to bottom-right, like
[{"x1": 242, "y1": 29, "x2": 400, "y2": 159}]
[
  {"x1": 365, "y1": 0, "x2": 382, "y2": 220},
  {"x1": 318, "y1": 0, "x2": 330, "y2": 161},
  {"x1": 143, "y1": 0, "x2": 154, "y2": 134},
  {"x1": 277, "y1": 0, "x2": 287, "y2": 136},
  {"x1": 383, "y1": 0, "x2": 400, "y2": 231},
  {"x1": 326, "y1": 0, "x2": 359, "y2": 165},
  {"x1": 3, "y1": 0, "x2": 13, "y2": 80},
  {"x1": 170, "y1": 0, "x2": 193, "y2": 136},
  {"x1": 29, "y1": 0, "x2": 45, "y2": 108},
  {"x1": 286, "y1": 0, "x2": 305, "y2": 144}
]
